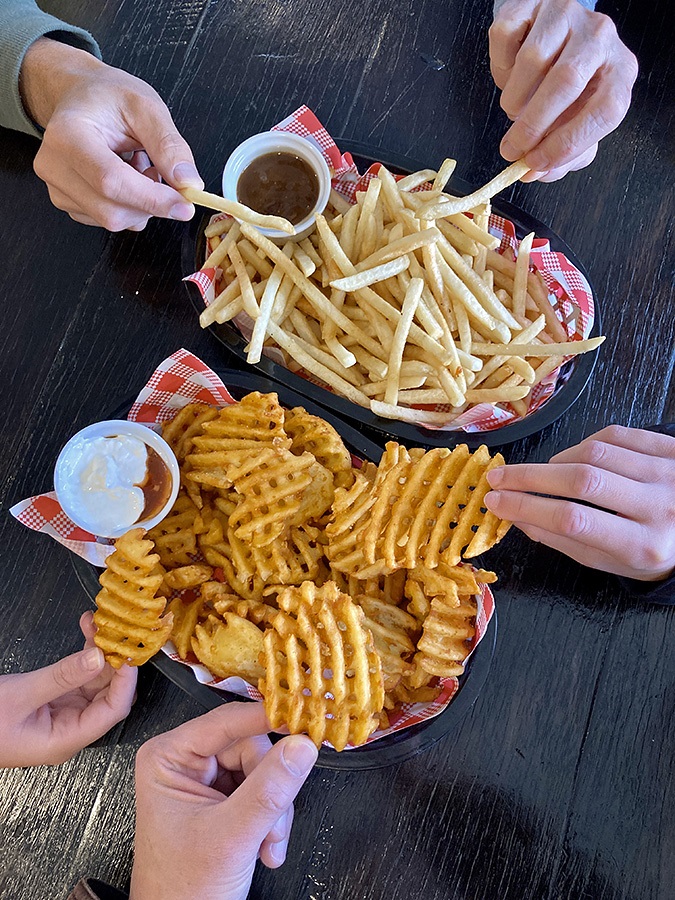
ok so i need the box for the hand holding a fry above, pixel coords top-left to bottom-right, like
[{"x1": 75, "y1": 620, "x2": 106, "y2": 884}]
[
  {"x1": 489, "y1": 0, "x2": 638, "y2": 181},
  {"x1": 130, "y1": 703, "x2": 317, "y2": 900},
  {"x1": 0, "y1": 611, "x2": 137, "y2": 767},
  {"x1": 20, "y1": 38, "x2": 203, "y2": 230},
  {"x1": 485, "y1": 426, "x2": 675, "y2": 582}
]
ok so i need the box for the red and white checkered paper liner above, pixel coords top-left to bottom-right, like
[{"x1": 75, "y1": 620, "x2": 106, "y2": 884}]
[
  {"x1": 185, "y1": 105, "x2": 595, "y2": 433},
  {"x1": 10, "y1": 348, "x2": 494, "y2": 748}
]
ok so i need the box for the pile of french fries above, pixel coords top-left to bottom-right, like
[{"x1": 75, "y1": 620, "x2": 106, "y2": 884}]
[{"x1": 196, "y1": 159, "x2": 604, "y2": 427}]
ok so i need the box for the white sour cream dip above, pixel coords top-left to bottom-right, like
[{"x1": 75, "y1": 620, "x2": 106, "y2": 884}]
[{"x1": 57, "y1": 434, "x2": 148, "y2": 535}]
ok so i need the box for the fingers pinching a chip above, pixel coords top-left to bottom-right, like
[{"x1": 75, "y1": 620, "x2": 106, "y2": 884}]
[
  {"x1": 260, "y1": 582, "x2": 385, "y2": 751},
  {"x1": 94, "y1": 528, "x2": 173, "y2": 668}
]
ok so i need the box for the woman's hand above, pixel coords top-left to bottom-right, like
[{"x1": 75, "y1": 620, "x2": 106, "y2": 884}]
[
  {"x1": 489, "y1": 0, "x2": 638, "y2": 181},
  {"x1": 20, "y1": 37, "x2": 203, "y2": 230},
  {"x1": 485, "y1": 426, "x2": 675, "y2": 581},
  {"x1": 130, "y1": 703, "x2": 318, "y2": 900},
  {"x1": 0, "y1": 611, "x2": 137, "y2": 767}
]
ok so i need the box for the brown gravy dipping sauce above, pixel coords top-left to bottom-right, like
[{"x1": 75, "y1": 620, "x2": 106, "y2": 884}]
[
  {"x1": 237, "y1": 152, "x2": 320, "y2": 225},
  {"x1": 137, "y1": 446, "x2": 172, "y2": 522}
]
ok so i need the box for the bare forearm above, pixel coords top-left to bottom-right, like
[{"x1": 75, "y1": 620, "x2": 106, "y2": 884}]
[
  {"x1": 0, "y1": 0, "x2": 100, "y2": 136},
  {"x1": 20, "y1": 37, "x2": 105, "y2": 129}
]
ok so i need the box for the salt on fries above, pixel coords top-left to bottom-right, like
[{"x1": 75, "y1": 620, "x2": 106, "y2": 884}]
[
  {"x1": 93, "y1": 394, "x2": 508, "y2": 748},
  {"x1": 195, "y1": 159, "x2": 604, "y2": 426}
]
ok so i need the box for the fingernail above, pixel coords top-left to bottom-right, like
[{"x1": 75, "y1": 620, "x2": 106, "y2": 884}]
[
  {"x1": 170, "y1": 202, "x2": 194, "y2": 221},
  {"x1": 172, "y1": 162, "x2": 203, "y2": 188},
  {"x1": 487, "y1": 468, "x2": 503, "y2": 488},
  {"x1": 269, "y1": 842, "x2": 286, "y2": 866},
  {"x1": 84, "y1": 647, "x2": 104, "y2": 671},
  {"x1": 500, "y1": 139, "x2": 518, "y2": 161},
  {"x1": 282, "y1": 736, "x2": 318, "y2": 776},
  {"x1": 524, "y1": 150, "x2": 547, "y2": 172},
  {"x1": 484, "y1": 490, "x2": 501, "y2": 510},
  {"x1": 520, "y1": 170, "x2": 546, "y2": 183}
]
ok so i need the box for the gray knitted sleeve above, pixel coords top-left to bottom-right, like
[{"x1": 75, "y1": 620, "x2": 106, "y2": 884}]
[{"x1": 0, "y1": 0, "x2": 100, "y2": 138}]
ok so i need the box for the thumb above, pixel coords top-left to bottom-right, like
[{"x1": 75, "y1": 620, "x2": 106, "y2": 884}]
[
  {"x1": 128, "y1": 96, "x2": 203, "y2": 191},
  {"x1": 16, "y1": 647, "x2": 105, "y2": 711},
  {"x1": 224, "y1": 736, "x2": 318, "y2": 852}
]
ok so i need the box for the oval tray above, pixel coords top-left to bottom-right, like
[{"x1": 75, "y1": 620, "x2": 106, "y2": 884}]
[
  {"x1": 182, "y1": 141, "x2": 601, "y2": 449},
  {"x1": 71, "y1": 368, "x2": 496, "y2": 770}
]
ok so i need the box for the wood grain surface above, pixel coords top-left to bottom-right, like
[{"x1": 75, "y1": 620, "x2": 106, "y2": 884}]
[{"x1": 0, "y1": 0, "x2": 673, "y2": 898}]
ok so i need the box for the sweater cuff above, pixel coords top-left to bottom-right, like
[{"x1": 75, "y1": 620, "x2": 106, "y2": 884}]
[
  {"x1": 67, "y1": 877, "x2": 128, "y2": 900},
  {"x1": 619, "y1": 571, "x2": 675, "y2": 606},
  {"x1": 0, "y1": 3, "x2": 100, "y2": 139}
]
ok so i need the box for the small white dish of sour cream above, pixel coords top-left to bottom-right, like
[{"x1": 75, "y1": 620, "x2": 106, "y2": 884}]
[{"x1": 54, "y1": 420, "x2": 179, "y2": 539}]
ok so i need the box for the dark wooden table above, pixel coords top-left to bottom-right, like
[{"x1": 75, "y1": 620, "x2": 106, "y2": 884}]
[{"x1": 1, "y1": 0, "x2": 674, "y2": 897}]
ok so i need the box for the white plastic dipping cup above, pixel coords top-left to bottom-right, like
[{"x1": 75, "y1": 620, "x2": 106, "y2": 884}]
[
  {"x1": 54, "y1": 420, "x2": 180, "y2": 539},
  {"x1": 222, "y1": 131, "x2": 332, "y2": 241}
]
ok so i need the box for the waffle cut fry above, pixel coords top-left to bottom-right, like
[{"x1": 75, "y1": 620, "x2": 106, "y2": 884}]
[
  {"x1": 161, "y1": 402, "x2": 218, "y2": 463},
  {"x1": 260, "y1": 581, "x2": 385, "y2": 750},
  {"x1": 414, "y1": 590, "x2": 478, "y2": 678},
  {"x1": 191, "y1": 612, "x2": 264, "y2": 682},
  {"x1": 326, "y1": 442, "x2": 511, "y2": 575},
  {"x1": 354, "y1": 594, "x2": 417, "y2": 692},
  {"x1": 284, "y1": 406, "x2": 354, "y2": 489},
  {"x1": 161, "y1": 402, "x2": 219, "y2": 508},
  {"x1": 227, "y1": 448, "x2": 333, "y2": 548},
  {"x1": 94, "y1": 528, "x2": 173, "y2": 668},
  {"x1": 185, "y1": 392, "x2": 291, "y2": 491},
  {"x1": 325, "y1": 444, "x2": 409, "y2": 577},
  {"x1": 147, "y1": 492, "x2": 200, "y2": 568},
  {"x1": 367, "y1": 443, "x2": 510, "y2": 569}
]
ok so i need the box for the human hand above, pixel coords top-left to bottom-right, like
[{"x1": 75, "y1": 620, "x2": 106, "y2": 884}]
[
  {"x1": 130, "y1": 703, "x2": 318, "y2": 900},
  {"x1": 484, "y1": 426, "x2": 675, "y2": 582},
  {"x1": 20, "y1": 37, "x2": 203, "y2": 230},
  {"x1": 0, "y1": 611, "x2": 137, "y2": 767},
  {"x1": 489, "y1": 0, "x2": 638, "y2": 181}
]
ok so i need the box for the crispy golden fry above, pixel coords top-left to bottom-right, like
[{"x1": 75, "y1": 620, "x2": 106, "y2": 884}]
[
  {"x1": 191, "y1": 612, "x2": 265, "y2": 681},
  {"x1": 162, "y1": 563, "x2": 213, "y2": 593},
  {"x1": 94, "y1": 528, "x2": 172, "y2": 668},
  {"x1": 147, "y1": 492, "x2": 199, "y2": 568},
  {"x1": 284, "y1": 406, "x2": 354, "y2": 489},
  {"x1": 161, "y1": 402, "x2": 218, "y2": 463},
  {"x1": 417, "y1": 160, "x2": 530, "y2": 219},
  {"x1": 227, "y1": 522, "x2": 325, "y2": 587},
  {"x1": 186, "y1": 392, "x2": 291, "y2": 490},
  {"x1": 415, "y1": 592, "x2": 477, "y2": 677},
  {"x1": 355, "y1": 595, "x2": 417, "y2": 692},
  {"x1": 407, "y1": 561, "x2": 494, "y2": 598},
  {"x1": 167, "y1": 595, "x2": 205, "y2": 660},
  {"x1": 211, "y1": 590, "x2": 279, "y2": 627},
  {"x1": 225, "y1": 448, "x2": 332, "y2": 548},
  {"x1": 260, "y1": 581, "x2": 385, "y2": 751},
  {"x1": 327, "y1": 442, "x2": 510, "y2": 574},
  {"x1": 324, "y1": 470, "x2": 382, "y2": 577},
  {"x1": 385, "y1": 678, "x2": 442, "y2": 708},
  {"x1": 180, "y1": 186, "x2": 295, "y2": 235}
]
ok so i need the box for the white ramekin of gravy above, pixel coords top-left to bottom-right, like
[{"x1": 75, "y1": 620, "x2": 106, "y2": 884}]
[
  {"x1": 54, "y1": 420, "x2": 179, "y2": 538},
  {"x1": 222, "y1": 131, "x2": 331, "y2": 240}
]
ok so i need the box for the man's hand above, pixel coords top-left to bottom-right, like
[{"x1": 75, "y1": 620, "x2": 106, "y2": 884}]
[
  {"x1": 489, "y1": 0, "x2": 638, "y2": 181},
  {"x1": 130, "y1": 703, "x2": 318, "y2": 900},
  {"x1": 20, "y1": 38, "x2": 203, "y2": 230},
  {"x1": 485, "y1": 426, "x2": 675, "y2": 582},
  {"x1": 0, "y1": 611, "x2": 137, "y2": 767}
]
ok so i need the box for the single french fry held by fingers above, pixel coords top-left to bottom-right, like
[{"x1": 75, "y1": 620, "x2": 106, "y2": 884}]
[{"x1": 181, "y1": 186, "x2": 295, "y2": 234}]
